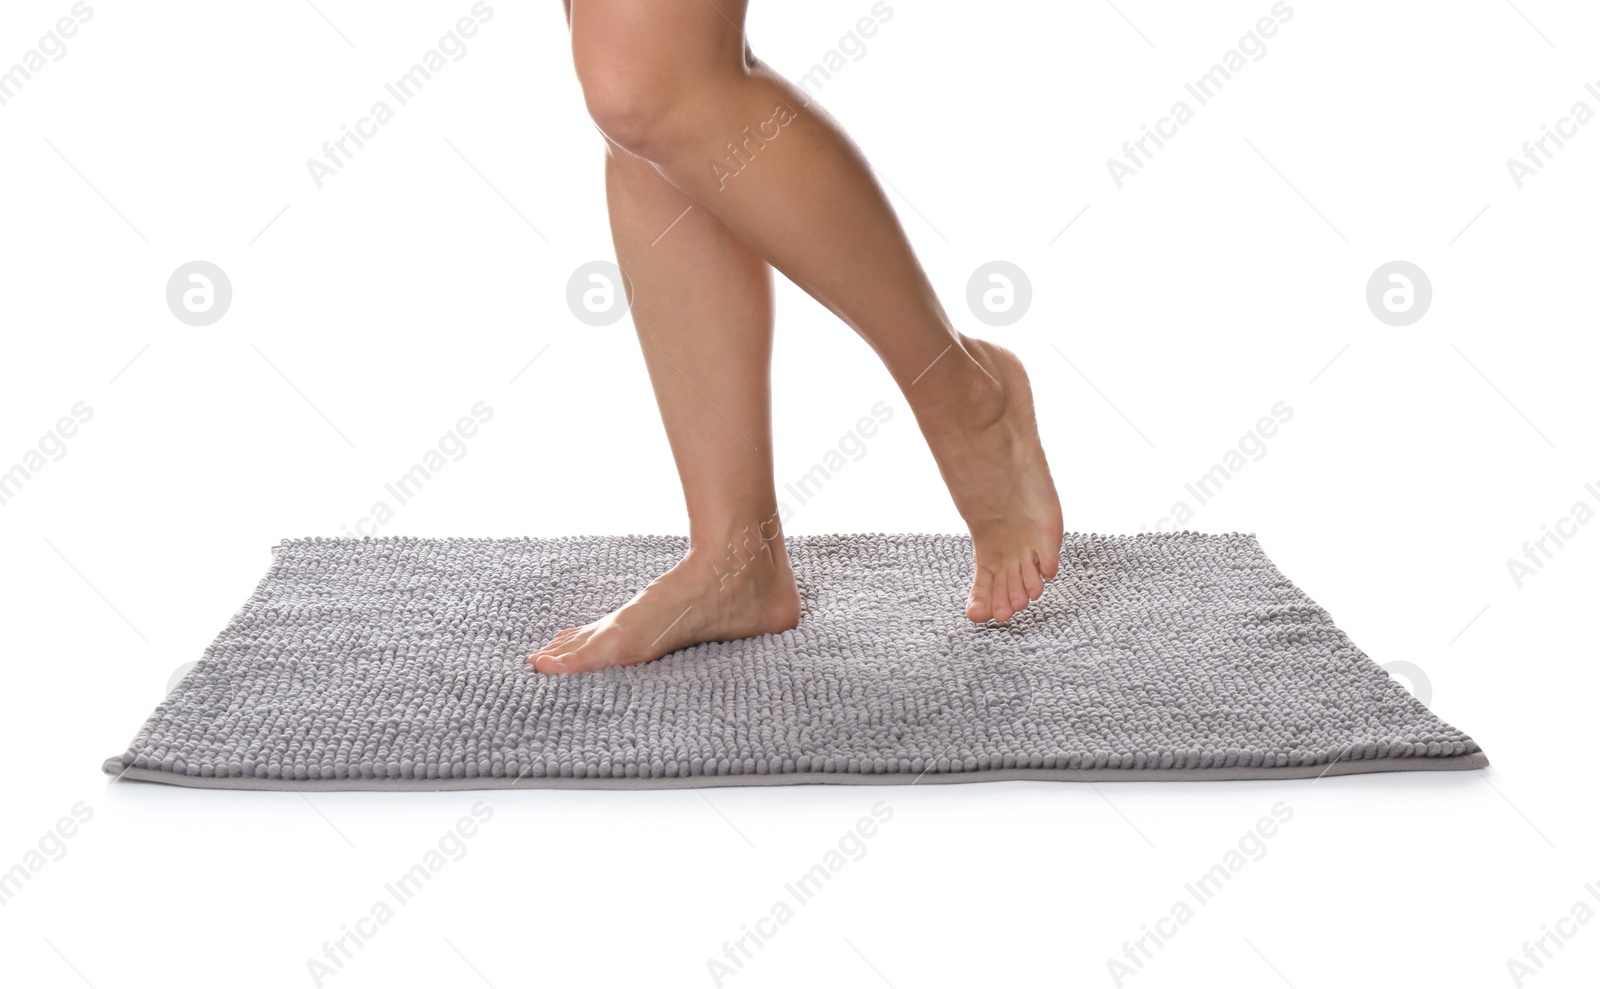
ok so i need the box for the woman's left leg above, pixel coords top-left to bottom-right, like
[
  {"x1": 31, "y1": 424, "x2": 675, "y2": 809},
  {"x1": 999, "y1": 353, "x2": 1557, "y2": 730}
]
[{"x1": 529, "y1": 139, "x2": 801, "y2": 674}]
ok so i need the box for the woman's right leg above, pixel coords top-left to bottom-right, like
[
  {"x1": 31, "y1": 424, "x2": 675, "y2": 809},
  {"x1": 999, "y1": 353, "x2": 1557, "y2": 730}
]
[{"x1": 568, "y1": 0, "x2": 1064, "y2": 625}]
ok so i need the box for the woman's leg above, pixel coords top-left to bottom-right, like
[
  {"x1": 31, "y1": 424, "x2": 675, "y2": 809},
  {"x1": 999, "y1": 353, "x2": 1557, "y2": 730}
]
[
  {"x1": 531, "y1": 10, "x2": 801, "y2": 673},
  {"x1": 566, "y1": 0, "x2": 1063, "y2": 630},
  {"x1": 531, "y1": 143, "x2": 802, "y2": 673}
]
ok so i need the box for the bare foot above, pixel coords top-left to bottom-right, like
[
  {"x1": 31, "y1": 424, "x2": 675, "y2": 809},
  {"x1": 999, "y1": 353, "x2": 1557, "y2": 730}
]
[
  {"x1": 528, "y1": 531, "x2": 802, "y2": 674},
  {"x1": 916, "y1": 336, "x2": 1064, "y2": 623}
]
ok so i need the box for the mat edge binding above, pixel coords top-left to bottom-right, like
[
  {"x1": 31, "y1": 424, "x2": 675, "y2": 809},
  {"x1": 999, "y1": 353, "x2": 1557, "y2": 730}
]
[{"x1": 102, "y1": 750, "x2": 1490, "y2": 791}]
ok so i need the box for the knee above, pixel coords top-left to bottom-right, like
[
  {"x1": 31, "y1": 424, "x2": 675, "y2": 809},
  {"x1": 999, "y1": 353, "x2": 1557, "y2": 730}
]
[
  {"x1": 578, "y1": 72, "x2": 674, "y2": 157},
  {"x1": 573, "y1": 52, "x2": 731, "y2": 160}
]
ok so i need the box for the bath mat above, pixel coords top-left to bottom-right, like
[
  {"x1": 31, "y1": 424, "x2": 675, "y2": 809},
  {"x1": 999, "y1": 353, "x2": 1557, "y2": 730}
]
[{"x1": 103, "y1": 533, "x2": 1486, "y2": 790}]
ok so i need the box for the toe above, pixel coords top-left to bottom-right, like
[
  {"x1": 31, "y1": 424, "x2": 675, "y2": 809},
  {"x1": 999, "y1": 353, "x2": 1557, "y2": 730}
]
[
  {"x1": 990, "y1": 573, "x2": 1016, "y2": 622},
  {"x1": 531, "y1": 626, "x2": 580, "y2": 657},
  {"x1": 552, "y1": 629, "x2": 633, "y2": 675},
  {"x1": 1038, "y1": 536, "x2": 1061, "y2": 581},
  {"x1": 1005, "y1": 562, "x2": 1028, "y2": 614},
  {"x1": 536, "y1": 640, "x2": 598, "y2": 675},
  {"x1": 530, "y1": 651, "x2": 568, "y2": 674},
  {"x1": 1022, "y1": 552, "x2": 1045, "y2": 600},
  {"x1": 967, "y1": 569, "x2": 995, "y2": 622},
  {"x1": 530, "y1": 626, "x2": 595, "y2": 667}
]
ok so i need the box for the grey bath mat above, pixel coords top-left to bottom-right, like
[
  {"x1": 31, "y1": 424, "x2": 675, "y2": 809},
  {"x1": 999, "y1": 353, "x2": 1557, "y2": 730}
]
[{"x1": 103, "y1": 533, "x2": 1486, "y2": 790}]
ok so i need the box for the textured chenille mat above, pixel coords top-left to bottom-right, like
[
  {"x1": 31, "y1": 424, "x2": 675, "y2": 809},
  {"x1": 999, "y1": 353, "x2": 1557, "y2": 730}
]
[{"x1": 103, "y1": 533, "x2": 1486, "y2": 790}]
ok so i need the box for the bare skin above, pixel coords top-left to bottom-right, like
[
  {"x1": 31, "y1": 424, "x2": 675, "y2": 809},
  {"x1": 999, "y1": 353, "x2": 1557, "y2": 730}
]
[{"x1": 532, "y1": 0, "x2": 1062, "y2": 674}]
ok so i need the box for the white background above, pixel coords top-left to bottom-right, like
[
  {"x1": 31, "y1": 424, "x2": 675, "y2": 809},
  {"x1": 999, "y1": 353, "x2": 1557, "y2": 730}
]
[{"x1": 2, "y1": 1, "x2": 1597, "y2": 986}]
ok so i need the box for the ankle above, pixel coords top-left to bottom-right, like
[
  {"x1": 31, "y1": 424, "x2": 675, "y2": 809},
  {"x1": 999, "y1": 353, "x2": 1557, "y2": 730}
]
[
  {"x1": 687, "y1": 513, "x2": 789, "y2": 579},
  {"x1": 907, "y1": 335, "x2": 1006, "y2": 433}
]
